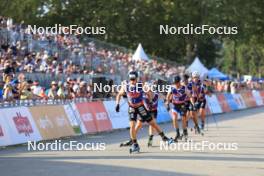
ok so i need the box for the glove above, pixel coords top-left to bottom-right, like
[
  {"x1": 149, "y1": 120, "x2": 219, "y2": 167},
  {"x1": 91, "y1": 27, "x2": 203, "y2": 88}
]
[{"x1": 115, "y1": 104, "x2": 120, "y2": 112}]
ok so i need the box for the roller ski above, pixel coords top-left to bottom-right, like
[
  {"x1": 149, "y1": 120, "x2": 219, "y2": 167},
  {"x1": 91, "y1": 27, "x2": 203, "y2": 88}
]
[
  {"x1": 195, "y1": 125, "x2": 204, "y2": 136},
  {"x1": 162, "y1": 136, "x2": 174, "y2": 145},
  {"x1": 129, "y1": 143, "x2": 140, "y2": 154},
  {"x1": 174, "y1": 134, "x2": 182, "y2": 143},
  {"x1": 120, "y1": 139, "x2": 132, "y2": 147}
]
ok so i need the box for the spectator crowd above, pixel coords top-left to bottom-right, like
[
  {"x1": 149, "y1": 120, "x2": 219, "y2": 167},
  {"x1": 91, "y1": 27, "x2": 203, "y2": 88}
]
[{"x1": 0, "y1": 16, "x2": 263, "y2": 103}]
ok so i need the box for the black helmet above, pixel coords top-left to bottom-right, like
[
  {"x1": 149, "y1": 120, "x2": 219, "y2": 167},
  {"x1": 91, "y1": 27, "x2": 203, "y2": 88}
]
[
  {"x1": 128, "y1": 71, "x2": 138, "y2": 80},
  {"x1": 173, "y1": 75, "x2": 181, "y2": 83}
]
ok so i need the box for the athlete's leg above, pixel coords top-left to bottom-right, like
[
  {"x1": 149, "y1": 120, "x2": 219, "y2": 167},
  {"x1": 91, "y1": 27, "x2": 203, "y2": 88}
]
[
  {"x1": 148, "y1": 112, "x2": 156, "y2": 136},
  {"x1": 147, "y1": 111, "x2": 157, "y2": 146},
  {"x1": 130, "y1": 120, "x2": 137, "y2": 141},
  {"x1": 186, "y1": 110, "x2": 190, "y2": 127},
  {"x1": 128, "y1": 107, "x2": 138, "y2": 145},
  {"x1": 190, "y1": 108, "x2": 199, "y2": 126},
  {"x1": 147, "y1": 118, "x2": 171, "y2": 141},
  {"x1": 200, "y1": 108, "x2": 206, "y2": 129},
  {"x1": 171, "y1": 111, "x2": 181, "y2": 141},
  {"x1": 190, "y1": 109, "x2": 201, "y2": 134},
  {"x1": 182, "y1": 114, "x2": 188, "y2": 138},
  {"x1": 148, "y1": 118, "x2": 162, "y2": 133}
]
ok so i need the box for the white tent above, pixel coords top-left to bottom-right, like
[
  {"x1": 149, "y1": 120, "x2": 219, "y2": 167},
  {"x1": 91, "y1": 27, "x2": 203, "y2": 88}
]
[
  {"x1": 132, "y1": 43, "x2": 149, "y2": 61},
  {"x1": 186, "y1": 57, "x2": 209, "y2": 78}
]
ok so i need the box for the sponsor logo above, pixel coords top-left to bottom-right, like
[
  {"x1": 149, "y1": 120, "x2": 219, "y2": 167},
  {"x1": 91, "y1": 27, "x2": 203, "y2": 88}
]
[
  {"x1": 56, "y1": 116, "x2": 67, "y2": 127},
  {"x1": 96, "y1": 112, "x2": 108, "y2": 120},
  {"x1": 13, "y1": 112, "x2": 33, "y2": 137},
  {"x1": 39, "y1": 115, "x2": 53, "y2": 129},
  {"x1": 82, "y1": 113, "x2": 93, "y2": 122}
]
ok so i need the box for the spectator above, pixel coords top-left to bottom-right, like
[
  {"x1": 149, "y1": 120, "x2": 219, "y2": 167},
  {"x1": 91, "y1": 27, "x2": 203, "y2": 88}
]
[
  {"x1": 20, "y1": 82, "x2": 33, "y2": 100},
  {"x1": 31, "y1": 80, "x2": 42, "y2": 96},
  {"x1": 57, "y1": 81, "x2": 66, "y2": 99},
  {"x1": 48, "y1": 81, "x2": 58, "y2": 99}
]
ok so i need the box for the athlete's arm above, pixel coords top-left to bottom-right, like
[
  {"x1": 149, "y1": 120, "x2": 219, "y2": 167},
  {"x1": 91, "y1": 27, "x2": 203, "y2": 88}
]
[
  {"x1": 165, "y1": 88, "x2": 172, "y2": 111},
  {"x1": 188, "y1": 84, "x2": 196, "y2": 105},
  {"x1": 115, "y1": 85, "x2": 125, "y2": 112},
  {"x1": 166, "y1": 91, "x2": 172, "y2": 104}
]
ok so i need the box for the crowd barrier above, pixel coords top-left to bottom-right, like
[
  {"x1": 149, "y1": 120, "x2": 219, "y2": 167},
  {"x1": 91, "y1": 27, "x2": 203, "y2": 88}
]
[{"x1": 0, "y1": 90, "x2": 264, "y2": 147}]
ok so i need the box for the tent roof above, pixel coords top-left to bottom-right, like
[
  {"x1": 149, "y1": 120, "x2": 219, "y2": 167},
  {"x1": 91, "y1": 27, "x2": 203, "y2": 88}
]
[
  {"x1": 208, "y1": 68, "x2": 229, "y2": 80},
  {"x1": 132, "y1": 43, "x2": 149, "y2": 61},
  {"x1": 186, "y1": 57, "x2": 209, "y2": 77}
]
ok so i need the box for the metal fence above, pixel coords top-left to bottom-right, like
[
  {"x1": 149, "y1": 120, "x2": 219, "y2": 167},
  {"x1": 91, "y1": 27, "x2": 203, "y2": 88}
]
[
  {"x1": 0, "y1": 97, "x2": 115, "y2": 108},
  {"x1": 19, "y1": 72, "x2": 121, "y2": 88}
]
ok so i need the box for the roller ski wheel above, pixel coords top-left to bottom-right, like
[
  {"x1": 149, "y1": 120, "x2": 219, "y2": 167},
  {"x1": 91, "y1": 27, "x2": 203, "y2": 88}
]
[
  {"x1": 120, "y1": 140, "x2": 132, "y2": 147},
  {"x1": 129, "y1": 144, "x2": 140, "y2": 154},
  {"x1": 200, "y1": 128, "x2": 205, "y2": 136}
]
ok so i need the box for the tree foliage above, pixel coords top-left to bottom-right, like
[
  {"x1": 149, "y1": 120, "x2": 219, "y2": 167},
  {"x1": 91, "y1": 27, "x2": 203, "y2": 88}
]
[{"x1": 1, "y1": 0, "x2": 264, "y2": 76}]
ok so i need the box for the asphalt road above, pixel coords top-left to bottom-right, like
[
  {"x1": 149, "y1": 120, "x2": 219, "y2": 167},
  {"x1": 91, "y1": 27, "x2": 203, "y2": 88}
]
[{"x1": 1, "y1": 107, "x2": 264, "y2": 176}]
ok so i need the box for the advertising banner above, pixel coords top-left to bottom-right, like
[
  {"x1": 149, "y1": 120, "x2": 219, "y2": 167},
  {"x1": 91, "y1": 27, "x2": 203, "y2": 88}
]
[
  {"x1": 252, "y1": 91, "x2": 264, "y2": 106},
  {"x1": 206, "y1": 95, "x2": 223, "y2": 114},
  {"x1": 216, "y1": 94, "x2": 231, "y2": 112},
  {"x1": 64, "y1": 103, "x2": 87, "y2": 134},
  {"x1": 259, "y1": 91, "x2": 264, "y2": 104},
  {"x1": 240, "y1": 92, "x2": 257, "y2": 108},
  {"x1": 87, "y1": 101, "x2": 112, "y2": 132},
  {"x1": 103, "y1": 99, "x2": 130, "y2": 129},
  {"x1": 75, "y1": 102, "x2": 98, "y2": 133},
  {"x1": 0, "y1": 116, "x2": 13, "y2": 146},
  {"x1": 0, "y1": 107, "x2": 42, "y2": 145},
  {"x1": 157, "y1": 99, "x2": 172, "y2": 123},
  {"x1": 232, "y1": 94, "x2": 247, "y2": 109},
  {"x1": 224, "y1": 93, "x2": 239, "y2": 111},
  {"x1": 29, "y1": 105, "x2": 75, "y2": 140}
]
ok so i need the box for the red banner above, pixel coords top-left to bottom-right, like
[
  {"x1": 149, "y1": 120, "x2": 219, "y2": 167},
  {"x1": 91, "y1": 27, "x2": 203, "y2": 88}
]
[
  {"x1": 75, "y1": 102, "x2": 98, "y2": 133},
  {"x1": 75, "y1": 101, "x2": 112, "y2": 133},
  {"x1": 240, "y1": 92, "x2": 257, "y2": 108},
  {"x1": 216, "y1": 94, "x2": 231, "y2": 112},
  {"x1": 91, "y1": 101, "x2": 113, "y2": 132}
]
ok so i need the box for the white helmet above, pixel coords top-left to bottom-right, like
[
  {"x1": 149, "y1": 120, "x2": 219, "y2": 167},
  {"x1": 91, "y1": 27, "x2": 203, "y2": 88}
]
[{"x1": 192, "y1": 71, "x2": 200, "y2": 78}]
